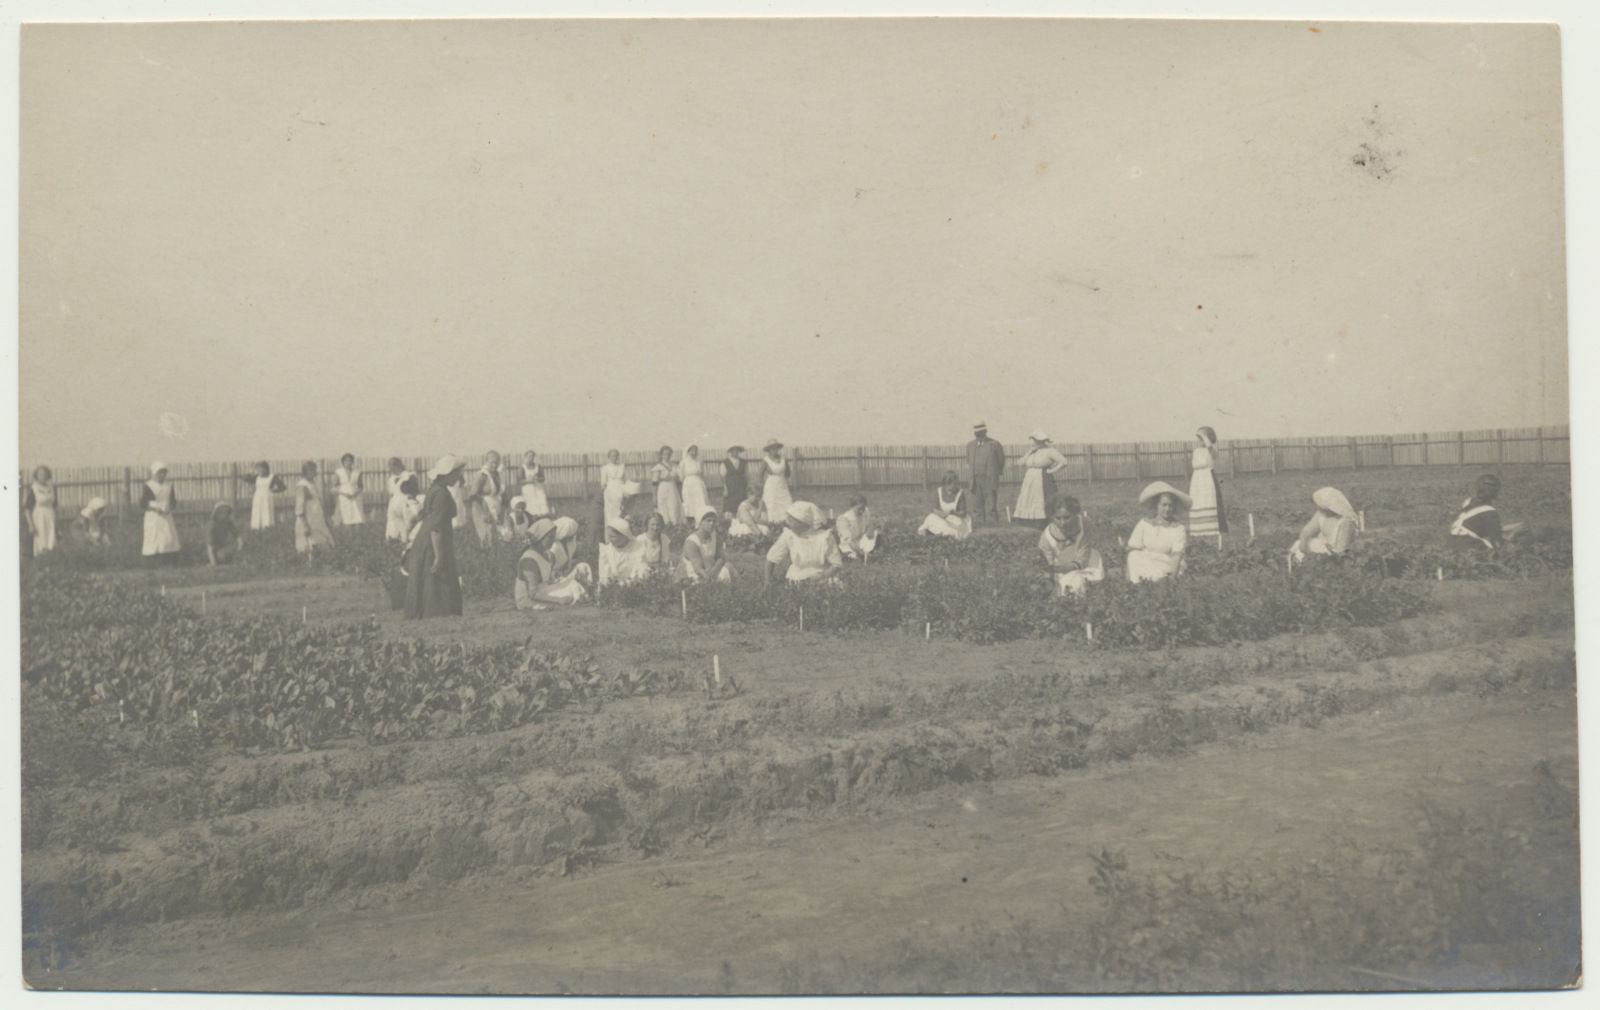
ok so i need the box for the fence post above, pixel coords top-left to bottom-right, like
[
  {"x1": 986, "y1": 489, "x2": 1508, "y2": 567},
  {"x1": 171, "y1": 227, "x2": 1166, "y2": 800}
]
[
  {"x1": 1537, "y1": 427, "x2": 1545, "y2": 466},
  {"x1": 1457, "y1": 430, "x2": 1465, "y2": 468},
  {"x1": 1350, "y1": 436, "x2": 1359, "y2": 471},
  {"x1": 1270, "y1": 439, "x2": 1278, "y2": 475},
  {"x1": 856, "y1": 446, "x2": 865, "y2": 488},
  {"x1": 1084, "y1": 443, "x2": 1094, "y2": 484},
  {"x1": 230, "y1": 462, "x2": 240, "y2": 509},
  {"x1": 1133, "y1": 443, "x2": 1142, "y2": 478},
  {"x1": 1386, "y1": 436, "x2": 1394, "y2": 468},
  {"x1": 1420, "y1": 432, "x2": 1428, "y2": 467},
  {"x1": 1497, "y1": 429, "x2": 1505, "y2": 467},
  {"x1": 122, "y1": 467, "x2": 133, "y2": 523},
  {"x1": 922, "y1": 446, "x2": 930, "y2": 489},
  {"x1": 581, "y1": 454, "x2": 591, "y2": 501}
]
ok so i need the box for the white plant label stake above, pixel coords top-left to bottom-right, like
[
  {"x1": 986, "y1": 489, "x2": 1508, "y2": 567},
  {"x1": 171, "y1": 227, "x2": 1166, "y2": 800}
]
[
  {"x1": 1437, "y1": 567, "x2": 1444, "y2": 581},
  {"x1": 681, "y1": 590, "x2": 688, "y2": 618},
  {"x1": 925, "y1": 622, "x2": 931, "y2": 641},
  {"x1": 303, "y1": 605, "x2": 308, "y2": 624},
  {"x1": 799, "y1": 606, "x2": 804, "y2": 632},
  {"x1": 713, "y1": 654, "x2": 721, "y2": 685},
  {"x1": 201, "y1": 591, "x2": 206, "y2": 615},
  {"x1": 1248, "y1": 513, "x2": 1255, "y2": 538},
  {"x1": 1359, "y1": 510, "x2": 1366, "y2": 532},
  {"x1": 1086, "y1": 622, "x2": 1094, "y2": 642}
]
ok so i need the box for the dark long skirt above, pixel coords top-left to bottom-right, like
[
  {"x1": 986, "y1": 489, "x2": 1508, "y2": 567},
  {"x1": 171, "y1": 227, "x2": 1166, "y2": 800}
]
[
  {"x1": 403, "y1": 531, "x2": 462, "y2": 618},
  {"x1": 1214, "y1": 475, "x2": 1229, "y2": 534}
]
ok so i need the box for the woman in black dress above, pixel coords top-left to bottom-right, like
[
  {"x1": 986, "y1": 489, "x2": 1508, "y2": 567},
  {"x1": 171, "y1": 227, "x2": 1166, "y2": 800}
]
[
  {"x1": 404, "y1": 455, "x2": 467, "y2": 619},
  {"x1": 721, "y1": 446, "x2": 748, "y2": 515}
]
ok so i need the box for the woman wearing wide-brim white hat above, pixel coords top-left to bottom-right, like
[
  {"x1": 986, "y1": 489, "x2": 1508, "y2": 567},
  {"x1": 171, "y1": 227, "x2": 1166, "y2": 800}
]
[
  {"x1": 759, "y1": 438, "x2": 794, "y2": 521},
  {"x1": 403, "y1": 455, "x2": 467, "y2": 619},
  {"x1": 1126, "y1": 481, "x2": 1191, "y2": 583},
  {"x1": 1013, "y1": 429, "x2": 1070, "y2": 529}
]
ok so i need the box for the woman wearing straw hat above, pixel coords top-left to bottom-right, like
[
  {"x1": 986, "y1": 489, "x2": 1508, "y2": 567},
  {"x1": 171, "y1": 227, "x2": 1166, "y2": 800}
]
[
  {"x1": 1188, "y1": 427, "x2": 1228, "y2": 538},
  {"x1": 139, "y1": 462, "x2": 183, "y2": 565},
  {"x1": 764, "y1": 501, "x2": 843, "y2": 587},
  {"x1": 758, "y1": 438, "x2": 794, "y2": 521},
  {"x1": 1013, "y1": 429, "x2": 1069, "y2": 529},
  {"x1": 1290, "y1": 487, "x2": 1360, "y2": 561},
  {"x1": 404, "y1": 455, "x2": 466, "y2": 618},
  {"x1": 1126, "y1": 481, "x2": 1191, "y2": 583}
]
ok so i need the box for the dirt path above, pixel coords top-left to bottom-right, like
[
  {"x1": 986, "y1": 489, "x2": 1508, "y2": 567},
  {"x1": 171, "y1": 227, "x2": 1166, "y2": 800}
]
[{"x1": 47, "y1": 687, "x2": 1578, "y2": 995}]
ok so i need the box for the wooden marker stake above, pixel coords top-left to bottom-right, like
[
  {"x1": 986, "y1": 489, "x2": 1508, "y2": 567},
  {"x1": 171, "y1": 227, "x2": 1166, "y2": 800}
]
[
  {"x1": 713, "y1": 654, "x2": 721, "y2": 685},
  {"x1": 681, "y1": 590, "x2": 688, "y2": 617},
  {"x1": 1086, "y1": 622, "x2": 1094, "y2": 642},
  {"x1": 1437, "y1": 567, "x2": 1444, "y2": 581},
  {"x1": 1217, "y1": 533, "x2": 1223, "y2": 550},
  {"x1": 303, "y1": 605, "x2": 308, "y2": 624},
  {"x1": 201, "y1": 591, "x2": 206, "y2": 615},
  {"x1": 1248, "y1": 513, "x2": 1255, "y2": 538},
  {"x1": 925, "y1": 622, "x2": 931, "y2": 641},
  {"x1": 1358, "y1": 510, "x2": 1366, "y2": 532},
  {"x1": 1003, "y1": 506, "x2": 1011, "y2": 523},
  {"x1": 799, "y1": 606, "x2": 804, "y2": 632}
]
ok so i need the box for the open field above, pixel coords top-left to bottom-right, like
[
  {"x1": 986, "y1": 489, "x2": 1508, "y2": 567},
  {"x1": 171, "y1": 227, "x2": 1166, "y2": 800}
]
[{"x1": 20, "y1": 466, "x2": 1579, "y2": 993}]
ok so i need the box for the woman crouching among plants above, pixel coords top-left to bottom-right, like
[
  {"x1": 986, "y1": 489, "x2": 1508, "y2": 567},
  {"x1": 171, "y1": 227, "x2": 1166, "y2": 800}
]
[
  {"x1": 1039, "y1": 494, "x2": 1103, "y2": 598},
  {"x1": 515, "y1": 518, "x2": 592, "y2": 610},
  {"x1": 678, "y1": 505, "x2": 732, "y2": 584},
  {"x1": 1126, "y1": 482, "x2": 1190, "y2": 583},
  {"x1": 1290, "y1": 487, "x2": 1359, "y2": 562},
  {"x1": 764, "y1": 501, "x2": 844, "y2": 588}
]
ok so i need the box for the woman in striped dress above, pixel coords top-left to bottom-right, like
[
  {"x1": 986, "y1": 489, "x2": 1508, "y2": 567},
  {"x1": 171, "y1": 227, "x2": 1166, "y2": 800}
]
[{"x1": 1188, "y1": 427, "x2": 1227, "y2": 538}]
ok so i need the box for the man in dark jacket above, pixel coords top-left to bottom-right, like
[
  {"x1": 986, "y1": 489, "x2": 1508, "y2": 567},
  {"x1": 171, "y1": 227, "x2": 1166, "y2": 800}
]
[{"x1": 965, "y1": 423, "x2": 1006, "y2": 525}]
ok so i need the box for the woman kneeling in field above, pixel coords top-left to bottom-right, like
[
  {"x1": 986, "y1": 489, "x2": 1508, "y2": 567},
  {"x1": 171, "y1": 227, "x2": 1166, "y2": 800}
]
[
  {"x1": 1449, "y1": 474, "x2": 1524, "y2": 551},
  {"x1": 765, "y1": 501, "x2": 844, "y2": 587},
  {"x1": 515, "y1": 518, "x2": 592, "y2": 610},
  {"x1": 835, "y1": 494, "x2": 883, "y2": 560},
  {"x1": 918, "y1": 471, "x2": 973, "y2": 540},
  {"x1": 1290, "y1": 487, "x2": 1359, "y2": 561},
  {"x1": 1126, "y1": 482, "x2": 1189, "y2": 583},
  {"x1": 678, "y1": 506, "x2": 732, "y2": 583},
  {"x1": 599, "y1": 517, "x2": 648, "y2": 587},
  {"x1": 728, "y1": 485, "x2": 771, "y2": 539},
  {"x1": 1040, "y1": 495, "x2": 1103, "y2": 597}
]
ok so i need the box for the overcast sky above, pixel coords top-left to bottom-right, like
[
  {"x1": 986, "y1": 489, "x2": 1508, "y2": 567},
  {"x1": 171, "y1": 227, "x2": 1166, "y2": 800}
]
[{"x1": 18, "y1": 17, "x2": 1567, "y2": 467}]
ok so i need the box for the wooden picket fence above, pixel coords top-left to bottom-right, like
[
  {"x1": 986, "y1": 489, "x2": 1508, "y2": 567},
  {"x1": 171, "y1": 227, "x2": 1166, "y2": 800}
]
[{"x1": 23, "y1": 425, "x2": 1570, "y2": 524}]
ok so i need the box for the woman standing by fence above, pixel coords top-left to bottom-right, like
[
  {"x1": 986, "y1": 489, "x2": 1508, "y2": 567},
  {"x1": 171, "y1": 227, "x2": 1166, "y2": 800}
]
[
  {"x1": 1014, "y1": 429, "x2": 1068, "y2": 529},
  {"x1": 1188, "y1": 427, "x2": 1227, "y2": 538},
  {"x1": 759, "y1": 438, "x2": 793, "y2": 520},
  {"x1": 404, "y1": 455, "x2": 466, "y2": 619},
  {"x1": 140, "y1": 462, "x2": 182, "y2": 565},
  {"x1": 250, "y1": 462, "x2": 286, "y2": 530},
  {"x1": 333, "y1": 454, "x2": 366, "y2": 528},
  {"x1": 27, "y1": 466, "x2": 57, "y2": 556}
]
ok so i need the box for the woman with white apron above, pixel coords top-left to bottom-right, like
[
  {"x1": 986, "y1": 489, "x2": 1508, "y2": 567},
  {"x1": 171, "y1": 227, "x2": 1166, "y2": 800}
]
[
  {"x1": 680, "y1": 445, "x2": 711, "y2": 519},
  {"x1": 28, "y1": 466, "x2": 57, "y2": 556},
  {"x1": 249, "y1": 462, "x2": 285, "y2": 530},
  {"x1": 651, "y1": 446, "x2": 685, "y2": 526},
  {"x1": 140, "y1": 461, "x2": 182, "y2": 564},
  {"x1": 1013, "y1": 429, "x2": 1068, "y2": 529},
  {"x1": 917, "y1": 472, "x2": 973, "y2": 540},
  {"x1": 333, "y1": 454, "x2": 366, "y2": 527},
  {"x1": 759, "y1": 438, "x2": 793, "y2": 520},
  {"x1": 384, "y1": 457, "x2": 416, "y2": 542},
  {"x1": 600, "y1": 449, "x2": 641, "y2": 524},
  {"x1": 520, "y1": 450, "x2": 551, "y2": 518},
  {"x1": 467, "y1": 453, "x2": 504, "y2": 544}
]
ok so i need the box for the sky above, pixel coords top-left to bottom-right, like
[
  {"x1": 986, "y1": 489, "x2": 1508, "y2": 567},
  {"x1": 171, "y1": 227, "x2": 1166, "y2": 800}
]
[{"x1": 17, "y1": 16, "x2": 1570, "y2": 468}]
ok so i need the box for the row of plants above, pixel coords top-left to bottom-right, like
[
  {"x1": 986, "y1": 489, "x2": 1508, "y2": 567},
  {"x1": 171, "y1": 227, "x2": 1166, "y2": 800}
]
[{"x1": 21, "y1": 569, "x2": 691, "y2": 753}]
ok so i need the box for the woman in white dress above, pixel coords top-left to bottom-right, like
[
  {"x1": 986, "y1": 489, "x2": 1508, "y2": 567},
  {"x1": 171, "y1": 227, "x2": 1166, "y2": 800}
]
[
  {"x1": 917, "y1": 472, "x2": 973, "y2": 540},
  {"x1": 1014, "y1": 429, "x2": 1069, "y2": 529},
  {"x1": 678, "y1": 505, "x2": 732, "y2": 583},
  {"x1": 728, "y1": 485, "x2": 771, "y2": 539},
  {"x1": 1188, "y1": 427, "x2": 1227, "y2": 538},
  {"x1": 1039, "y1": 495, "x2": 1104, "y2": 598},
  {"x1": 600, "y1": 449, "x2": 642, "y2": 525},
  {"x1": 764, "y1": 501, "x2": 844, "y2": 586},
  {"x1": 759, "y1": 438, "x2": 794, "y2": 520},
  {"x1": 28, "y1": 466, "x2": 57, "y2": 556},
  {"x1": 514, "y1": 519, "x2": 589, "y2": 609},
  {"x1": 464, "y1": 452, "x2": 505, "y2": 545},
  {"x1": 249, "y1": 461, "x2": 285, "y2": 530},
  {"x1": 519, "y1": 450, "x2": 551, "y2": 518},
  {"x1": 332, "y1": 454, "x2": 366, "y2": 527},
  {"x1": 680, "y1": 445, "x2": 711, "y2": 520},
  {"x1": 599, "y1": 517, "x2": 649, "y2": 587},
  {"x1": 1126, "y1": 482, "x2": 1190, "y2": 583},
  {"x1": 835, "y1": 494, "x2": 881, "y2": 560},
  {"x1": 638, "y1": 512, "x2": 674, "y2": 571},
  {"x1": 384, "y1": 458, "x2": 415, "y2": 542},
  {"x1": 294, "y1": 461, "x2": 335, "y2": 558},
  {"x1": 1290, "y1": 487, "x2": 1360, "y2": 561},
  {"x1": 139, "y1": 461, "x2": 182, "y2": 565},
  {"x1": 650, "y1": 446, "x2": 685, "y2": 527}
]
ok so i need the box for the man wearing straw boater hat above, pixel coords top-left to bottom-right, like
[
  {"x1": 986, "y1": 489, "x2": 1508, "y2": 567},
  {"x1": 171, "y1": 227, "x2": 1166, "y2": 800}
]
[{"x1": 965, "y1": 422, "x2": 1006, "y2": 525}]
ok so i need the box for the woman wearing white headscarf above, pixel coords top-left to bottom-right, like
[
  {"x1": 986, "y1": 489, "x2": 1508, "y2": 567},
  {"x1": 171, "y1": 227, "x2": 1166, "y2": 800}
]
[
  {"x1": 1291, "y1": 487, "x2": 1359, "y2": 560},
  {"x1": 678, "y1": 505, "x2": 732, "y2": 583},
  {"x1": 680, "y1": 445, "x2": 711, "y2": 520},
  {"x1": 1188, "y1": 427, "x2": 1227, "y2": 538},
  {"x1": 598, "y1": 516, "x2": 648, "y2": 587},
  {"x1": 1126, "y1": 482, "x2": 1190, "y2": 583},
  {"x1": 764, "y1": 501, "x2": 844, "y2": 586},
  {"x1": 139, "y1": 461, "x2": 182, "y2": 564},
  {"x1": 1014, "y1": 429, "x2": 1069, "y2": 529},
  {"x1": 759, "y1": 438, "x2": 794, "y2": 520},
  {"x1": 515, "y1": 517, "x2": 591, "y2": 609}
]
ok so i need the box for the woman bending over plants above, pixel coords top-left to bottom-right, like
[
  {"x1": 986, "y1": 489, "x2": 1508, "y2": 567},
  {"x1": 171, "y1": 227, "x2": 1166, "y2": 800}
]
[
  {"x1": 1290, "y1": 487, "x2": 1359, "y2": 561},
  {"x1": 1126, "y1": 482, "x2": 1189, "y2": 583},
  {"x1": 764, "y1": 501, "x2": 843, "y2": 587}
]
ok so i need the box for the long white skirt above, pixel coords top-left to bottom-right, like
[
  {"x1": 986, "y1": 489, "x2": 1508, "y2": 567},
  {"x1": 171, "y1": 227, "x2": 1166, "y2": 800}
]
[
  {"x1": 681, "y1": 475, "x2": 710, "y2": 519},
  {"x1": 1127, "y1": 549, "x2": 1182, "y2": 583},
  {"x1": 335, "y1": 495, "x2": 366, "y2": 526},
  {"x1": 656, "y1": 482, "x2": 684, "y2": 525},
  {"x1": 917, "y1": 512, "x2": 972, "y2": 540},
  {"x1": 32, "y1": 506, "x2": 56, "y2": 555},
  {"x1": 521, "y1": 484, "x2": 551, "y2": 517},
  {"x1": 385, "y1": 495, "x2": 410, "y2": 541},
  {"x1": 142, "y1": 510, "x2": 181, "y2": 556},
  {"x1": 1053, "y1": 549, "x2": 1106, "y2": 597},
  {"x1": 1014, "y1": 469, "x2": 1048, "y2": 521},
  {"x1": 762, "y1": 474, "x2": 793, "y2": 520},
  {"x1": 1188, "y1": 469, "x2": 1220, "y2": 537},
  {"x1": 251, "y1": 487, "x2": 275, "y2": 529},
  {"x1": 603, "y1": 480, "x2": 641, "y2": 524}
]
